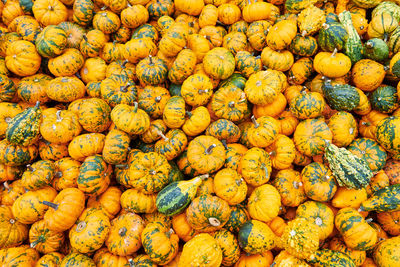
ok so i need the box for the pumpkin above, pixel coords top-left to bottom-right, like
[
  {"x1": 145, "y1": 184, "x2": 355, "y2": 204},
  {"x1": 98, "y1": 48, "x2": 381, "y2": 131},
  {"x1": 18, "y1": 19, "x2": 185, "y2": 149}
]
[
  {"x1": 103, "y1": 129, "x2": 130, "y2": 165},
  {"x1": 112, "y1": 103, "x2": 150, "y2": 135},
  {"x1": 179, "y1": 233, "x2": 222, "y2": 266},
  {"x1": 35, "y1": 25, "x2": 67, "y2": 59},
  {"x1": 297, "y1": 5, "x2": 326, "y2": 36},
  {"x1": 384, "y1": 159, "x2": 400, "y2": 185},
  {"x1": 87, "y1": 186, "x2": 121, "y2": 219},
  {"x1": 59, "y1": 22, "x2": 85, "y2": 49},
  {"x1": 242, "y1": 1, "x2": 279, "y2": 22},
  {"x1": 289, "y1": 90, "x2": 325, "y2": 120},
  {"x1": 347, "y1": 138, "x2": 387, "y2": 173},
  {"x1": 296, "y1": 201, "x2": 335, "y2": 240},
  {"x1": 35, "y1": 252, "x2": 64, "y2": 267},
  {"x1": 40, "y1": 109, "x2": 82, "y2": 144},
  {"x1": 288, "y1": 57, "x2": 314, "y2": 85},
  {"x1": 211, "y1": 229, "x2": 240, "y2": 266},
  {"x1": 318, "y1": 22, "x2": 348, "y2": 52},
  {"x1": 301, "y1": 162, "x2": 337, "y2": 202},
  {"x1": 0, "y1": 103, "x2": 22, "y2": 138},
  {"x1": 261, "y1": 47, "x2": 293, "y2": 72},
  {"x1": 0, "y1": 246, "x2": 39, "y2": 266},
  {"x1": 364, "y1": 38, "x2": 389, "y2": 63},
  {"x1": 235, "y1": 251, "x2": 274, "y2": 267},
  {"x1": 328, "y1": 111, "x2": 358, "y2": 147},
  {"x1": 245, "y1": 70, "x2": 286, "y2": 105},
  {"x1": 136, "y1": 56, "x2": 168, "y2": 86},
  {"x1": 352, "y1": 59, "x2": 385, "y2": 92},
  {"x1": 266, "y1": 19, "x2": 297, "y2": 50},
  {"x1": 186, "y1": 194, "x2": 230, "y2": 232},
  {"x1": 48, "y1": 48, "x2": 84, "y2": 77},
  {"x1": 1, "y1": 180, "x2": 26, "y2": 206},
  {"x1": 93, "y1": 248, "x2": 130, "y2": 267},
  {"x1": 80, "y1": 30, "x2": 107, "y2": 58},
  {"x1": 366, "y1": 170, "x2": 390, "y2": 196},
  {"x1": 273, "y1": 168, "x2": 307, "y2": 207},
  {"x1": 120, "y1": 188, "x2": 157, "y2": 213},
  {"x1": 203, "y1": 47, "x2": 235, "y2": 80},
  {"x1": 247, "y1": 184, "x2": 281, "y2": 223},
  {"x1": 0, "y1": 205, "x2": 28, "y2": 249},
  {"x1": 213, "y1": 168, "x2": 247, "y2": 205},
  {"x1": 373, "y1": 235, "x2": 400, "y2": 267},
  {"x1": 289, "y1": 34, "x2": 318, "y2": 56},
  {"x1": 377, "y1": 211, "x2": 400, "y2": 236},
  {"x1": 141, "y1": 222, "x2": 179, "y2": 265},
  {"x1": 308, "y1": 249, "x2": 356, "y2": 267},
  {"x1": 5, "y1": 40, "x2": 41, "y2": 77},
  {"x1": 239, "y1": 147, "x2": 272, "y2": 186},
  {"x1": 368, "y1": 13, "x2": 397, "y2": 40},
  {"x1": 21, "y1": 160, "x2": 56, "y2": 190},
  {"x1": 282, "y1": 217, "x2": 319, "y2": 259},
  {"x1": 376, "y1": 116, "x2": 400, "y2": 160},
  {"x1": 77, "y1": 155, "x2": 111, "y2": 196},
  {"x1": 43, "y1": 188, "x2": 86, "y2": 232},
  {"x1": 294, "y1": 118, "x2": 333, "y2": 157},
  {"x1": 32, "y1": 0, "x2": 68, "y2": 26},
  {"x1": 314, "y1": 50, "x2": 352, "y2": 78},
  {"x1": 0, "y1": 139, "x2": 38, "y2": 167},
  {"x1": 332, "y1": 187, "x2": 368, "y2": 209},
  {"x1": 370, "y1": 85, "x2": 399, "y2": 114},
  {"x1": 16, "y1": 74, "x2": 51, "y2": 104},
  {"x1": 52, "y1": 157, "x2": 80, "y2": 191},
  {"x1": 238, "y1": 219, "x2": 276, "y2": 254},
  {"x1": 329, "y1": 237, "x2": 366, "y2": 266},
  {"x1": 68, "y1": 133, "x2": 105, "y2": 161},
  {"x1": 335, "y1": 208, "x2": 378, "y2": 250},
  {"x1": 158, "y1": 22, "x2": 189, "y2": 58},
  {"x1": 359, "y1": 184, "x2": 400, "y2": 212},
  {"x1": 29, "y1": 219, "x2": 64, "y2": 254},
  {"x1": 359, "y1": 110, "x2": 388, "y2": 140},
  {"x1": 181, "y1": 73, "x2": 213, "y2": 107},
  {"x1": 181, "y1": 106, "x2": 211, "y2": 137},
  {"x1": 0, "y1": 164, "x2": 24, "y2": 183},
  {"x1": 5, "y1": 101, "x2": 41, "y2": 147},
  {"x1": 272, "y1": 250, "x2": 310, "y2": 266},
  {"x1": 46, "y1": 77, "x2": 85, "y2": 103},
  {"x1": 246, "y1": 20, "x2": 271, "y2": 51},
  {"x1": 172, "y1": 213, "x2": 196, "y2": 242},
  {"x1": 80, "y1": 57, "x2": 107, "y2": 84}
]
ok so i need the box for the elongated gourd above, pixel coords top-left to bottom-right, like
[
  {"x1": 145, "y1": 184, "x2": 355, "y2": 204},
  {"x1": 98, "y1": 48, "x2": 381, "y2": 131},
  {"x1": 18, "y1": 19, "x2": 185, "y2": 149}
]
[
  {"x1": 338, "y1": 11, "x2": 363, "y2": 65},
  {"x1": 156, "y1": 174, "x2": 208, "y2": 216}
]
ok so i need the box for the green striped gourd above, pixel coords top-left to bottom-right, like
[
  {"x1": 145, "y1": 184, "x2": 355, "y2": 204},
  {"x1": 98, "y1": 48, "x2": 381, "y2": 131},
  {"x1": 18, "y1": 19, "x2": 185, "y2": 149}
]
[
  {"x1": 338, "y1": 11, "x2": 363, "y2": 65},
  {"x1": 372, "y1": 1, "x2": 400, "y2": 22},
  {"x1": 5, "y1": 102, "x2": 42, "y2": 146},
  {"x1": 323, "y1": 80, "x2": 360, "y2": 111},
  {"x1": 156, "y1": 174, "x2": 208, "y2": 216},
  {"x1": 318, "y1": 22, "x2": 348, "y2": 52},
  {"x1": 325, "y1": 143, "x2": 373, "y2": 189},
  {"x1": 364, "y1": 38, "x2": 389, "y2": 62},
  {"x1": 360, "y1": 184, "x2": 400, "y2": 212}
]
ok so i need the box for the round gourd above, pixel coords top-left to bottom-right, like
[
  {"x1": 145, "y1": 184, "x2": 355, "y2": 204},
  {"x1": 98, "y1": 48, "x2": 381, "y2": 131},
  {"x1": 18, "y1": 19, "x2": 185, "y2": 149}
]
[
  {"x1": 179, "y1": 233, "x2": 222, "y2": 266},
  {"x1": 238, "y1": 220, "x2": 276, "y2": 254},
  {"x1": 314, "y1": 50, "x2": 351, "y2": 78},
  {"x1": 376, "y1": 116, "x2": 400, "y2": 159}
]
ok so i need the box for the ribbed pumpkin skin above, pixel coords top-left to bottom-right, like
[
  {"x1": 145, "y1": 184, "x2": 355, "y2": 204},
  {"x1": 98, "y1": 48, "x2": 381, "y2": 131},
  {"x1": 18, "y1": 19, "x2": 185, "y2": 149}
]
[
  {"x1": 373, "y1": 235, "x2": 400, "y2": 267},
  {"x1": 212, "y1": 229, "x2": 240, "y2": 266},
  {"x1": 29, "y1": 219, "x2": 64, "y2": 254},
  {"x1": 224, "y1": 205, "x2": 249, "y2": 234},
  {"x1": 102, "y1": 129, "x2": 130, "y2": 165},
  {"x1": 0, "y1": 75, "x2": 16, "y2": 102},
  {"x1": 360, "y1": 184, "x2": 400, "y2": 212},
  {"x1": 329, "y1": 237, "x2": 366, "y2": 266},
  {"x1": 69, "y1": 208, "x2": 111, "y2": 254},
  {"x1": 0, "y1": 139, "x2": 38, "y2": 166},
  {"x1": 35, "y1": 252, "x2": 64, "y2": 266},
  {"x1": 35, "y1": 25, "x2": 67, "y2": 58},
  {"x1": 307, "y1": 249, "x2": 356, "y2": 267},
  {"x1": 77, "y1": 155, "x2": 111, "y2": 196},
  {"x1": 21, "y1": 160, "x2": 56, "y2": 190},
  {"x1": 347, "y1": 138, "x2": 387, "y2": 173},
  {"x1": 156, "y1": 175, "x2": 203, "y2": 216},
  {"x1": 301, "y1": 162, "x2": 337, "y2": 202},
  {"x1": 0, "y1": 246, "x2": 39, "y2": 266},
  {"x1": 318, "y1": 22, "x2": 348, "y2": 52},
  {"x1": 323, "y1": 81, "x2": 360, "y2": 112},
  {"x1": 238, "y1": 220, "x2": 275, "y2": 254},
  {"x1": 5, "y1": 102, "x2": 41, "y2": 146},
  {"x1": 289, "y1": 34, "x2": 318, "y2": 56},
  {"x1": 73, "y1": 0, "x2": 94, "y2": 27},
  {"x1": 335, "y1": 208, "x2": 378, "y2": 251},
  {"x1": 60, "y1": 252, "x2": 96, "y2": 267},
  {"x1": 179, "y1": 233, "x2": 222, "y2": 267},
  {"x1": 0, "y1": 205, "x2": 28, "y2": 249},
  {"x1": 376, "y1": 116, "x2": 400, "y2": 160},
  {"x1": 370, "y1": 85, "x2": 399, "y2": 114}
]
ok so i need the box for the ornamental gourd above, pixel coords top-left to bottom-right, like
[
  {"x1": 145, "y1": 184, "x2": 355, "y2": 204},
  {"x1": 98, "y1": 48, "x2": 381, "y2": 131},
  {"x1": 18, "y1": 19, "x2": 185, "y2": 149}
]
[
  {"x1": 111, "y1": 103, "x2": 150, "y2": 135},
  {"x1": 360, "y1": 184, "x2": 400, "y2": 212},
  {"x1": 313, "y1": 49, "x2": 351, "y2": 78},
  {"x1": 323, "y1": 80, "x2": 360, "y2": 111},
  {"x1": 238, "y1": 219, "x2": 276, "y2": 254},
  {"x1": 179, "y1": 233, "x2": 222, "y2": 266}
]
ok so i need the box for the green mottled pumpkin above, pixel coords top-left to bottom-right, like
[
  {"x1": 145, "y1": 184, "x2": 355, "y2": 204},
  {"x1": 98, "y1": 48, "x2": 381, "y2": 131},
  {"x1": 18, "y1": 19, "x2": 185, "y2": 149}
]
[
  {"x1": 0, "y1": 74, "x2": 16, "y2": 102},
  {"x1": 224, "y1": 205, "x2": 250, "y2": 234},
  {"x1": 35, "y1": 25, "x2": 67, "y2": 58},
  {"x1": 5, "y1": 102, "x2": 41, "y2": 146},
  {"x1": 212, "y1": 229, "x2": 240, "y2": 266},
  {"x1": 136, "y1": 56, "x2": 168, "y2": 85},
  {"x1": 289, "y1": 91, "x2": 325, "y2": 119},
  {"x1": 373, "y1": 235, "x2": 400, "y2": 267},
  {"x1": 323, "y1": 80, "x2": 360, "y2": 111},
  {"x1": 72, "y1": 0, "x2": 95, "y2": 27},
  {"x1": 238, "y1": 220, "x2": 275, "y2": 254},
  {"x1": 347, "y1": 138, "x2": 387, "y2": 173},
  {"x1": 360, "y1": 184, "x2": 400, "y2": 212},
  {"x1": 60, "y1": 253, "x2": 95, "y2": 267},
  {"x1": 0, "y1": 140, "x2": 38, "y2": 166},
  {"x1": 308, "y1": 249, "x2": 356, "y2": 267},
  {"x1": 219, "y1": 73, "x2": 247, "y2": 90},
  {"x1": 77, "y1": 155, "x2": 112, "y2": 196},
  {"x1": 285, "y1": 0, "x2": 318, "y2": 14},
  {"x1": 318, "y1": 22, "x2": 348, "y2": 52},
  {"x1": 289, "y1": 34, "x2": 318, "y2": 56},
  {"x1": 301, "y1": 162, "x2": 337, "y2": 202},
  {"x1": 376, "y1": 116, "x2": 400, "y2": 159},
  {"x1": 370, "y1": 85, "x2": 399, "y2": 114}
]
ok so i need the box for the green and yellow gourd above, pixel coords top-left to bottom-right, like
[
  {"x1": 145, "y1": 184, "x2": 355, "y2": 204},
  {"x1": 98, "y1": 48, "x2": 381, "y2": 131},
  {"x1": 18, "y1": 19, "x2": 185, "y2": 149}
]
[
  {"x1": 338, "y1": 11, "x2": 363, "y2": 65},
  {"x1": 372, "y1": 2, "x2": 400, "y2": 21},
  {"x1": 318, "y1": 22, "x2": 348, "y2": 52},
  {"x1": 238, "y1": 220, "x2": 275, "y2": 254},
  {"x1": 289, "y1": 34, "x2": 318, "y2": 57},
  {"x1": 5, "y1": 102, "x2": 42, "y2": 146},
  {"x1": 323, "y1": 80, "x2": 360, "y2": 111},
  {"x1": 308, "y1": 250, "x2": 356, "y2": 267},
  {"x1": 35, "y1": 25, "x2": 68, "y2": 58},
  {"x1": 369, "y1": 85, "x2": 399, "y2": 114},
  {"x1": 284, "y1": 0, "x2": 318, "y2": 14},
  {"x1": 156, "y1": 174, "x2": 209, "y2": 216},
  {"x1": 360, "y1": 184, "x2": 400, "y2": 212},
  {"x1": 324, "y1": 143, "x2": 373, "y2": 189},
  {"x1": 364, "y1": 38, "x2": 389, "y2": 62}
]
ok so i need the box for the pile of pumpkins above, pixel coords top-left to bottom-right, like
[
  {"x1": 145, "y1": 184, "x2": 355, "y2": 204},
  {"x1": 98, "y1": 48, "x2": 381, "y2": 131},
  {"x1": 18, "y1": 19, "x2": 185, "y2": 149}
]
[{"x1": 2, "y1": 0, "x2": 400, "y2": 265}]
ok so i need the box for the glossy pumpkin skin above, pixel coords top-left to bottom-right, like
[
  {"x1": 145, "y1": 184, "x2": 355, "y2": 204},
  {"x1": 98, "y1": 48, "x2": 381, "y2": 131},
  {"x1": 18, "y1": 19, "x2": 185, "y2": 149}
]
[
  {"x1": 5, "y1": 40, "x2": 41, "y2": 77},
  {"x1": 111, "y1": 103, "x2": 150, "y2": 135},
  {"x1": 21, "y1": 160, "x2": 56, "y2": 190},
  {"x1": 0, "y1": 205, "x2": 28, "y2": 249},
  {"x1": 35, "y1": 252, "x2": 64, "y2": 267},
  {"x1": 248, "y1": 116, "x2": 280, "y2": 148},
  {"x1": 155, "y1": 129, "x2": 187, "y2": 161},
  {"x1": 52, "y1": 157, "x2": 80, "y2": 191},
  {"x1": 329, "y1": 237, "x2": 366, "y2": 266},
  {"x1": 0, "y1": 245, "x2": 39, "y2": 266},
  {"x1": 1, "y1": 179, "x2": 26, "y2": 206},
  {"x1": 163, "y1": 96, "x2": 186, "y2": 129},
  {"x1": 301, "y1": 162, "x2": 337, "y2": 202},
  {"x1": 328, "y1": 111, "x2": 358, "y2": 147},
  {"x1": 138, "y1": 85, "x2": 170, "y2": 119},
  {"x1": 294, "y1": 118, "x2": 333, "y2": 157},
  {"x1": 213, "y1": 168, "x2": 247, "y2": 205},
  {"x1": 370, "y1": 85, "x2": 399, "y2": 114},
  {"x1": 313, "y1": 51, "x2": 352, "y2": 78},
  {"x1": 352, "y1": 59, "x2": 385, "y2": 92},
  {"x1": 206, "y1": 119, "x2": 241, "y2": 143},
  {"x1": 224, "y1": 143, "x2": 248, "y2": 171},
  {"x1": 29, "y1": 219, "x2": 64, "y2": 254},
  {"x1": 182, "y1": 106, "x2": 211, "y2": 137},
  {"x1": 69, "y1": 208, "x2": 111, "y2": 254},
  {"x1": 120, "y1": 188, "x2": 157, "y2": 214},
  {"x1": 186, "y1": 194, "x2": 231, "y2": 233},
  {"x1": 180, "y1": 233, "x2": 222, "y2": 267},
  {"x1": 308, "y1": 249, "x2": 356, "y2": 267},
  {"x1": 86, "y1": 186, "x2": 121, "y2": 219},
  {"x1": 77, "y1": 155, "x2": 111, "y2": 196},
  {"x1": 238, "y1": 220, "x2": 276, "y2": 254},
  {"x1": 376, "y1": 116, "x2": 400, "y2": 159},
  {"x1": 103, "y1": 129, "x2": 130, "y2": 165},
  {"x1": 239, "y1": 147, "x2": 272, "y2": 186},
  {"x1": 0, "y1": 164, "x2": 24, "y2": 183},
  {"x1": 172, "y1": 213, "x2": 196, "y2": 242},
  {"x1": 290, "y1": 91, "x2": 325, "y2": 120},
  {"x1": 0, "y1": 139, "x2": 38, "y2": 166},
  {"x1": 93, "y1": 248, "x2": 130, "y2": 267},
  {"x1": 373, "y1": 235, "x2": 400, "y2": 267},
  {"x1": 46, "y1": 77, "x2": 85, "y2": 103},
  {"x1": 43, "y1": 188, "x2": 86, "y2": 232},
  {"x1": 347, "y1": 138, "x2": 387, "y2": 173},
  {"x1": 335, "y1": 208, "x2": 378, "y2": 251},
  {"x1": 35, "y1": 25, "x2": 67, "y2": 58},
  {"x1": 48, "y1": 48, "x2": 85, "y2": 77},
  {"x1": 273, "y1": 168, "x2": 307, "y2": 207},
  {"x1": 17, "y1": 74, "x2": 51, "y2": 104},
  {"x1": 203, "y1": 47, "x2": 235, "y2": 80},
  {"x1": 11, "y1": 186, "x2": 57, "y2": 225},
  {"x1": 248, "y1": 184, "x2": 281, "y2": 223},
  {"x1": 181, "y1": 73, "x2": 213, "y2": 106},
  {"x1": 266, "y1": 19, "x2": 297, "y2": 50},
  {"x1": 141, "y1": 222, "x2": 179, "y2": 265},
  {"x1": 68, "y1": 133, "x2": 105, "y2": 162}
]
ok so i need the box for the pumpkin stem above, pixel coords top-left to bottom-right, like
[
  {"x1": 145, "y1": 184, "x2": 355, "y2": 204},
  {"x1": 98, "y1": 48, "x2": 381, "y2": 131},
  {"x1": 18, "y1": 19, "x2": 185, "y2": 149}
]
[
  {"x1": 216, "y1": 20, "x2": 225, "y2": 26},
  {"x1": 208, "y1": 217, "x2": 221, "y2": 226},
  {"x1": 263, "y1": 166, "x2": 269, "y2": 179},
  {"x1": 9, "y1": 218, "x2": 15, "y2": 224},
  {"x1": 120, "y1": 84, "x2": 130, "y2": 93},
  {"x1": 365, "y1": 41, "x2": 373, "y2": 48},
  {"x1": 118, "y1": 226, "x2": 127, "y2": 237},
  {"x1": 148, "y1": 55, "x2": 153, "y2": 65},
  {"x1": 157, "y1": 130, "x2": 169, "y2": 142},
  {"x1": 384, "y1": 33, "x2": 388, "y2": 43},
  {"x1": 185, "y1": 111, "x2": 192, "y2": 118},
  {"x1": 301, "y1": 30, "x2": 307, "y2": 37},
  {"x1": 198, "y1": 89, "x2": 208, "y2": 94},
  {"x1": 122, "y1": 59, "x2": 129, "y2": 68},
  {"x1": 237, "y1": 93, "x2": 247, "y2": 104},
  {"x1": 82, "y1": 35, "x2": 88, "y2": 42},
  {"x1": 76, "y1": 221, "x2": 87, "y2": 232},
  {"x1": 384, "y1": 65, "x2": 389, "y2": 71},
  {"x1": 221, "y1": 139, "x2": 228, "y2": 149},
  {"x1": 166, "y1": 228, "x2": 174, "y2": 238},
  {"x1": 331, "y1": 48, "x2": 338, "y2": 58},
  {"x1": 315, "y1": 217, "x2": 323, "y2": 226},
  {"x1": 228, "y1": 101, "x2": 235, "y2": 108},
  {"x1": 196, "y1": 174, "x2": 209, "y2": 181},
  {"x1": 3, "y1": 181, "x2": 9, "y2": 190},
  {"x1": 205, "y1": 144, "x2": 216, "y2": 155},
  {"x1": 251, "y1": 115, "x2": 259, "y2": 128},
  {"x1": 42, "y1": 201, "x2": 59, "y2": 210},
  {"x1": 322, "y1": 23, "x2": 329, "y2": 30},
  {"x1": 128, "y1": 259, "x2": 135, "y2": 267},
  {"x1": 4, "y1": 117, "x2": 12, "y2": 123},
  {"x1": 26, "y1": 165, "x2": 35, "y2": 172},
  {"x1": 155, "y1": 96, "x2": 162, "y2": 103},
  {"x1": 365, "y1": 218, "x2": 373, "y2": 223},
  {"x1": 30, "y1": 241, "x2": 39, "y2": 248},
  {"x1": 56, "y1": 110, "x2": 62, "y2": 122},
  {"x1": 55, "y1": 171, "x2": 63, "y2": 178},
  {"x1": 293, "y1": 181, "x2": 303, "y2": 189},
  {"x1": 133, "y1": 102, "x2": 138, "y2": 112}
]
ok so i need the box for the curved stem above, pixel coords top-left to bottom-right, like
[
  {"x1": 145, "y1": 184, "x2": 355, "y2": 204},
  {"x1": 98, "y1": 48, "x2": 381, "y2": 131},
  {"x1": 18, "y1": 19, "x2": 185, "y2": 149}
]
[
  {"x1": 3, "y1": 181, "x2": 9, "y2": 190},
  {"x1": 122, "y1": 59, "x2": 129, "y2": 68},
  {"x1": 42, "y1": 201, "x2": 59, "y2": 210},
  {"x1": 205, "y1": 144, "x2": 216, "y2": 155},
  {"x1": 118, "y1": 227, "x2": 127, "y2": 237},
  {"x1": 120, "y1": 84, "x2": 130, "y2": 93},
  {"x1": 26, "y1": 165, "x2": 35, "y2": 172},
  {"x1": 251, "y1": 115, "x2": 259, "y2": 128},
  {"x1": 157, "y1": 130, "x2": 169, "y2": 142},
  {"x1": 331, "y1": 48, "x2": 338, "y2": 58},
  {"x1": 185, "y1": 111, "x2": 192, "y2": 118},
  {"x1": 148, "y1": 55, "x2": 153, "y2": 65},
  {"x1": 133, "y1": 102, "x2": 138, "y2": 112},
  {"x1": 56, "y1": 110, "x2": 62, "y2": 122},
  {"x1": 165, "y1": 228, "x2": 174, "y2": 238},
  {"x1": 228, "y1": 101, "x2": 235, "y2": 108}
]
